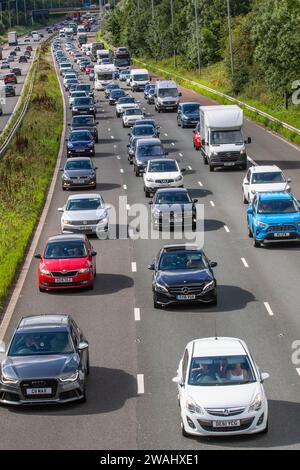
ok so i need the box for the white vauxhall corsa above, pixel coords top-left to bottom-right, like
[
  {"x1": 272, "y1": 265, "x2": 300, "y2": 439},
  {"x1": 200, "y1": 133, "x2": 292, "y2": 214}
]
[
  {"x1": 143, "y1": 159, "x2": 185, "y2": 197},
  {"x1": 173, "y1": 337, "x2": 269, "y2": 437},
  {"x1": 242, "y1": 165, "x2": 291, "y2": 203},
  {"x1": 58, "y1": 194, "x2": 110, "y2": 236}
]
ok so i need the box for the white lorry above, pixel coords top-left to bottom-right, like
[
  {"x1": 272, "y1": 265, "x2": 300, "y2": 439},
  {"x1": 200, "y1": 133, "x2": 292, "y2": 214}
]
[
  {"x1": 94, "y1": 63, "x2": 117, "y2": 91},
  {"x1": 200, "y1": 105, "x2": 251, "y2": 172},
  {"x1": 8, "y1": 31, "x2": 18, "y2": 46}
]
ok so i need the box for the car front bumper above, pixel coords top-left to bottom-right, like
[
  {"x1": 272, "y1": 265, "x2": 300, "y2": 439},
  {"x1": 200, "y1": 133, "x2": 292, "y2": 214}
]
[
  {"x1": 154, "y1": 287, "x2": 216, "y2": 306},
  {"x1": 254, "y1": 227, "x2": 300, "y2": 242},
  {"x1": 67, "y1": 147, "x2": 95, "y2": 157}
]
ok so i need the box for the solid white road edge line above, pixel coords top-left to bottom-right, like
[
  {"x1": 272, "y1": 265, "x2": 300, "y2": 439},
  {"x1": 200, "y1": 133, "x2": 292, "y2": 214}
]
[
  {"x1": 264, "y1": 302, "x2": 274, "y2": 317},
  {"x1": 137, "y1": 374, "x2": 145, "y2": 394},
  {"x1": 0, "y1": 47, "x2": 67, "y2": 341}
]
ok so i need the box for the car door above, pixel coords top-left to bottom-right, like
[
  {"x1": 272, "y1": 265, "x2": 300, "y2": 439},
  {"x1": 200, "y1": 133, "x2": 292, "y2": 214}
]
[
  {"x1": 179, "y1": 348, "x2": 190, "y2": 406},
  {"x1": 248, "y1": 194, "x2": 257, "y2": 229},
  {"x1": 70, "y1": 321, "x2": 87, "y2": 374},
  {"x1": 86, "y1": 237, "x2": 96, "y2": 275},
  {"x1": 243, "y1": 169, "x2": 251, "y2": 200},
  {"x1": 177, "y1": 104, "x2": 182, "y2": 123}
]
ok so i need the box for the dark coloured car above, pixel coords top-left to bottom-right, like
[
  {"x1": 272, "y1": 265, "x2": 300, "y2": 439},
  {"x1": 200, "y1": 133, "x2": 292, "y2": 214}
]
[
  {"x1": 9, "y1": 51, "x2": 17, "y2": 57},
  {"x1": 144, "y1": 84, "x2": 155, "y2": 100},
  {"x1": 5, "y1": 84, "x2": 16, "y2": 97},
  {"x1": 61, "y1": 157, "x2": 97, "y2": 190},
  {"x1": 148, "y1": 244, "x2": 217, "y2": 308},
  {"x1": 104, "y1": 82, "x2": 120, "y2": 99},
  {"x1": 134, "y1": 119, "x2": 160, "y2": 137},
  {"x1": 149, "y1": 188, "x2": 197, "y2": 231},
  {"x1": 177, "y1": 102, "x2": 200, "y2": 128},
  {"x1": 66, "y1": 130, "x2": 95, "y2": 157},
  {"x1": 0, "y1": 314, "x2": 89, "y2": 405},
  {"x1": 65, "y1": 78, "x2": 79, "y2": 91},
  {"x1": 127, "y1": 136, "x2": 150, "y2": 164},
  {"x1": 129, "y1": 124, "x2": 157, "y2": 142},
  {"x1": 14, "y1": 46, "x2": 21, "y2": 52},
  {"x1": 24, "y1": 51, "x2": 31, "y2": 58},
  {"x1": 133, "y1": 138, "x2": 167, "y2": 176},
  {"x1": 19, "y1": 55, "x2": 28, "y2": 63},
  {"x1": 11, "y1": 67, "x2": 21, "y2": 76},
  {"x1": 79, "y1": 60, "x2": 90, "y2": 72},
  {"x1": 109, "y1": 88, "x2": 126, "y2": 105},
  {"x1": 72, "y1": 97, "x2": 96, "y2": 116},
  {"x1": 69, "y1": 114, "x2": 99, "y2": 143}
]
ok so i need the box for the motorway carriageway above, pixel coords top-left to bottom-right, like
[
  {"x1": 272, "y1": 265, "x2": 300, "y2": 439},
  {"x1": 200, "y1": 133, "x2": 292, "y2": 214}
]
[{"x1": 0, "y1": 35, "x2": 300, "y2": 450}]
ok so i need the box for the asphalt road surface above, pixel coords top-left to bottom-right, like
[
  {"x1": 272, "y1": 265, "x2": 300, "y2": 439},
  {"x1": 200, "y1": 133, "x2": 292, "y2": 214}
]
[{"x1": 0, "y1": 34, "x2": 300, "y2": 450}]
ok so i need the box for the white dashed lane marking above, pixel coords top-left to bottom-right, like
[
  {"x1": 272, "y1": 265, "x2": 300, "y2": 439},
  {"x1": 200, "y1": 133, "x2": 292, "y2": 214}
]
[
  {"x1": 264, "y1": 302, "x2": 274, "y2": 317},
  {"x1": 137, "y1": 374, "x2": 144, "y2": 394},
  {"x1": 120, "y1": 168, "x2": 124, "y2": 173},
  {"x1": 131, "y1": 262, "x2": 137, "y2": 272},
  {"x1": 123, "y1": 184, "x2": 127, "y2": 190},
  {"x1": 241, "y1": 257, "x2": 249, "y2": 268},
  {"x1": 210, "y1": 201, "x2": 215, "y2": 207},
  {"x1": 134, "y1": 308, "x2": 141, "y2": 321},
  {"x1": 224, "y1": 225, "x2": 230, "y2": 233}
]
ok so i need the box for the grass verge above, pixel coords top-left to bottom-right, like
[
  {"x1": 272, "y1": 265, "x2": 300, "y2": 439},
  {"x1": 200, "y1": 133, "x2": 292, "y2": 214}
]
[{"x1": 0, "y1": 41, "x2": 63, "y2": 310}]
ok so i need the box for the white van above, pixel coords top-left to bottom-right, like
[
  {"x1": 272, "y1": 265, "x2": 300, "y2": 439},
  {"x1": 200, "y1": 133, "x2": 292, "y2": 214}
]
[
  {"x1": 94, "y1": 64, "x2": 116, "y2": 90},
  {"x1": 129, "y1": 68, "x2": 150, "y2": 92},
  {"x1": 154, "y1": 80, "x2": 181, "y2": 112}
]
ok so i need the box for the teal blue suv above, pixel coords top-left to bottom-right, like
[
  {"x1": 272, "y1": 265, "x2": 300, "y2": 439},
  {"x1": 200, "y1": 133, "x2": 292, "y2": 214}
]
[{"x1": 247, "y1": 191, "x2": 300, "y2": 247}]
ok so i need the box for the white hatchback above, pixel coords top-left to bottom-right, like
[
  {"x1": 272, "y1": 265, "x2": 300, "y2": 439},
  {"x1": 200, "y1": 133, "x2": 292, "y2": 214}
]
[
  {"x1": 242, "y1": 165, "x2": 291, "y2": 203},
  {"x1": 122, "y1": 107, "x2": 144, "y2": 127},
  {"x1": 173, "y1": 337, "x2": 269, "y2": 437},
  {"x1": 143, "y1": 159, "x2": 185, "y2": 197}
]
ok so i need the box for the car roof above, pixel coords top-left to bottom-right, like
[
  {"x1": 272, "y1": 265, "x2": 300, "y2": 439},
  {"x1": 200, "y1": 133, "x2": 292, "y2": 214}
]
[
  {"x1": 180, "y1": 101, "x2": 199, "y2": 106},
  {"x1": 190, "y1": 337, "x2": 248, "y2": 358},
  {"x1": 148, "y1": 158, "x2": 177, "y2": 164},
  {"x1": 250, "y1": 165, "x2": 282, "y2": 173},
  {"x1": 72, "y1": 114, "x2": 94, "y2": 119},
  {"x1": 18, "y1": 314, "x2": 70, "y2": 330},
  {"x1": 156, "y1": 187, "x2": 188, "y2": 193},
  {"x1": 48, "y1": 234, "x2": 87, "y2": 242},
  {"x1": 136, "y1": 138, "x2": 161, "y2": 145},
  {"x1": 67, "y1": 193, "x2": 100, "y2": 200},
  {"x1": 162, "y1": 244, "x2": 202, "y2": 253},
  {"x1": 258, "y1": 191, "x2": 292, "y2": 200},
  {"x1": 66, "y1": 156, "x2": 92, "y2": 162}
]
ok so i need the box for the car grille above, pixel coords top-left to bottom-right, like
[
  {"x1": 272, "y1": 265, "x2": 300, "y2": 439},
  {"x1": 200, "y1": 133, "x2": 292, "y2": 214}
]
[
  {"x1": 215, "y1": 151, "x2": 241, "y2": 162},
  {"x1": 70, "y1": 176, "x2": 89, "y2": 181},
  {"x1": 267, "y1": 225, "x2": 295, "y2": 232},
  {"x1": 168, "y1": 283, "x2": 206, "y2": 294},
  {"x1": 69, "y1": 219, "x2": 100, "y2": 225},
  {"x1": 155, "y1": 179, "x2": 174, "y2": 184},
  {"x1": 198, "y1": 417, "x2": 254, "y2": 432},
  {"x1": 205, "y1": 407, "x2": 246, "y2": 417},
  {"x1": 20, "y1": 379, "x2": 58, "y2": 399},
  {"x1": 163, "y1": 101, "x2": 175, "y2": 105},
  {"x1": 51, "y1": 270, "x2": 78, "y2": 277},
  {"x1": 43, "y1": 281, "x2": 88, "y2": 287}
]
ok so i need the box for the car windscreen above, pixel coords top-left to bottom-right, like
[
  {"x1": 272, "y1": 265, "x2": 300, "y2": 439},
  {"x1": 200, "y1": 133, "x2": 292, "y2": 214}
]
[
  {"x1": 155, "y1": 191, "x2": 191, "y2": 204},
  {"x1": 159, "y1": 251, "x2": 207, "y2": 271},
  {"x1": 111, "y1": 90, "x2": 125, "y2": 97},
  {"x1": 188, "y1": 355, "x2": 256, "y2": 386},
  {"x1": 148, "y1": 161, "x2": 178, "y2": 172},
  {"x1": 66, "y1": 197, "x2": 102, "y2": 211},
  {"x1": 71, "y1": 92, "x2": 88, "y2": 98},
  {"x1": 69, "y1": 131, "x2": 92, "y2": 141},
  {"x1": 74, "y1": 98, "x2": 93, "y2": 106},
  {"x1": 8, "y1": 331, "x2": 74, "y2": 356},
  {"x1": 182, "y1": 104, "x2": 199, "y2": 113},
  {"x1": 125, "y1": 109, "x2": 143, "y2": 115},
  {"x1": 65, "y1": 160, "x2": 92, "y2": 170},
  {"x1": 76, "y1": 85, "x2": 91, "y2": 91},
  {"x1": 135, "y1": 120, "x2": 156, "y2": 127},
  {"x1": 257, "y1": 199, "x2": 298, "y2": 214},
  {"x1": 72, "y1": 116, "x2": 94, "y2": 125},
  {"x1": 211, "y1": 130, "x2": 243, "y2": 145},
  {"x1": 133, "y1": 126, "x2": 154, "y2": 136},
  {"x1": 106, "y1": 84, "x2": 119, "y2": 90},
  {"x1": 44, "y1": 240, "x2": 87, "y2": 259},
  {"x1": 251, "y1": 172, "x2": 285, "y2": 184},
  {"x1": 137, "y1": 144, "x2": 164, "y2": 157},
  {"x1": 158, "y1": 88, "x2": 178, "y2": 98},
  {"x1": 118, "y1": 97, "x2": 135, "y2": 104},
  {"x1": 133, "y1": 74, "x2": 149, "y2": 81}
]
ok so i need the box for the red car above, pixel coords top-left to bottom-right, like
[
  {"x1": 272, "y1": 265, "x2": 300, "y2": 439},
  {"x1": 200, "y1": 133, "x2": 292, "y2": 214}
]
[
  {"x1": 35, "y1": 234, "x2": 97, "y2": 292},
  {"x1": 4, "y1": 73, "x2": 17, "y2": 84},
  {"x1": 193, "y1": 122, "x2": 202, "y2": 151},
  {"x1": 26, "y1": 45, "x2": 33, "y2": 51},
  {"x1": 85, "y1": 64, "x2": 94, "y2": 74}
]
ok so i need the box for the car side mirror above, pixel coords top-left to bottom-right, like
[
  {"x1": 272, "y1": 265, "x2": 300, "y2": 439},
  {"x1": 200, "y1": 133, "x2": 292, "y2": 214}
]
[
  {"x1": 165, "y1": 152, "x2": 169, "y2": 156},
  {"x1": 247, "y1": 137, "x2": 252, "y2": 144},
  {"x1": 287, "y1": 178, "x2": 291, "y2": 183},
  {"x1": 94, "y1": 166, "x2": 98, "y2": 170},
  {"x1": 59, "y1": 168, "x2": 63, "y2": 171},
  {"x1": 127, "y1": 144, "x2": 130, "y2": 147},
  {"x1": 78, "y1": 341, "x2": 89, "y2": 351},
  {"x1": 96, "y1": 121, "x2": 99, "y2": 125},
  {"x1": 0, "y1": 341, "x2": 5, "y2": 353},
  {"x1": 260, "y1": 372, "x2": 270, "y2": 382},
  {"x1": 201, "y1": 139, "x2": 205, "y2": 145},
  {"x1": 179, "y1": 92, "x2": 182, "y2": 97},
  {"x1": 247, "y1": 207, "x2": 254, "y2": 215},
  {"x1": 57, "y1": 207, "x2": 64, "y2": 212},
  {"x1": 34, "y1": 253, "x2": 41, "y2": 259},
  {"x1": 210, "y1": 261, "x2": 218, "y2": 268},
  {"x1": 193, "y1": 199, "x2": 198, "y2": 203},
  {"x1": 67, "y1": 123, "x2": 71, "y2": 126},
  {"x1": 91, "y1": 251, "x2": 97, "y2": 257},
  {"x1": 172, "y1": 376, "x2": 183, "y2": 386},
  {"x1": 147, "y1": 263, "x2": 155, "y2": 270},
  {"x1": 193, "y1": 130, "x2": 196, "y2": 134},
  {"x1": 181, "y1": 168, "x2": 186, "y2": 172},
  {"x1": 148, "y1": 201, "x2": 153, "y2": 205}
]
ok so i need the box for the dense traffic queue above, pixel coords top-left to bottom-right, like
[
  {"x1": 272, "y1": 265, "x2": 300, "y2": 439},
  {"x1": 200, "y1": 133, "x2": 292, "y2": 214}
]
[{"x1": 4, "y1": 25, "x2": 299, "y2": 440}]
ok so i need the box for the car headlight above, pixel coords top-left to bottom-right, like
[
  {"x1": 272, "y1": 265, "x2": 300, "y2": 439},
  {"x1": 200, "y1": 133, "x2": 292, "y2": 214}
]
[
  {"x1": 186, "y1": 396, "x2": 204, "y2": 414},
  {"x1": 175, "y1": 175, "x2": 183, "y2": 182},
  {"x1": 202, "y1": 280, "x2": 215, "y2": 292},
  {"x1": 73, "y1": 108, "x2": 78, "y2": 111},
  {"x1": 257, "y1": 220, "x2": 268, "y2": 227},
  {"x1": 40, "y1": 268, "x2": 51, "y2": 275},
  {"x1": 87, "y1": 142, "x2": 94, "y2": 147},
  {"x1": 240, "y1": 149, "x2": 247, "y2": 155},
  {"x1": 182, "y1": 114, "x2": 189, "y2": 120},
  {"x1": 146, "y1": 177, "x2": 154, "y2": 182},
  {"x1": 78, "y1": 268, "x2": 91, "y2": 273},
  {"x1": 59, "y1": 370, "x2": 79, "y2": 383},
  {"x1": 295, "y1": 220, "x2": 300, "y2": 225},
  {"x1": 89, "y1": 107, "x2": 94, "y2": 111},
  {"x1": 1, "y1": 372, "x2": 19, "y2": 385},
  {"x1": 155, "y1": 281, "x2": 168, "y2": 293},
  {"x1": 251, "y1": 190, "x2": 257, "y2": 195},
  {"x1": 212, "y1": 151, "x2": 218, "y2": 157},
  {"x1": 62, "y1": 219, "x2": 72, "y2": 225},
  {"x1": 68, "y1": 142, "x2": 74, "y2": 148},
  {"x1": 249, "y1": 393, "x2": 262, "y2": 412}
]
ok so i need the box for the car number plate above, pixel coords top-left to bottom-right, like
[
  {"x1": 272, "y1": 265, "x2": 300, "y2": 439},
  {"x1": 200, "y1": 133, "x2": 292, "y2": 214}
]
[
  {"x1": 274, "y1": 232, "x2": 290, "y2": 237},
  {"x1": 26, "y1": 388, "x2": 52, "y2": 395},
  {"x1": 79, "y1": 226, "x2": 93, "y2": 230},
  {"x1": 213, "y1": 420, "x2": 240, "y2": 428},
  {"x1": 176, "y1": 294, "x2": 196, "y2": 300},
  {"x1": 54, "y1": 277, "x2": 73, "y2": 283},
  {"x1": 223, "y1": 162, "x2": 235, "y2": 166}
]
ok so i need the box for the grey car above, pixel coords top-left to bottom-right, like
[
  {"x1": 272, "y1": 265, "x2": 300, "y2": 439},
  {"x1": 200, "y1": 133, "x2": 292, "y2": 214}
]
[
  {"x1": 69, "y1": 114, "x2": 99, "y2": 143},
  {"x1": 72, "y1": 97, "x2": 96, "y2": 116},
  {"x1": 0, "y1": 314, "x2": 89, "y2": 405},
  {"x1": 61, "y1": 157, "x2": 98, "y2": 190},
  {"x1": 150, "y1": 188, "x2": 197, "y2": 231}
]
